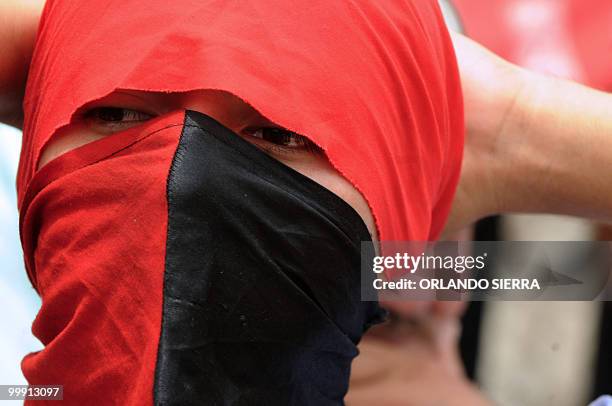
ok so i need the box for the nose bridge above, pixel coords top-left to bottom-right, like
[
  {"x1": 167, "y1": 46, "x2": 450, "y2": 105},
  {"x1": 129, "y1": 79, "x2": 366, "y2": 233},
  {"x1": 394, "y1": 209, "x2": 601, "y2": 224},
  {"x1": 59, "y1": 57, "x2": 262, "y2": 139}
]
[{"x1": 177, "y1": 89, "x2": 268, "y2": 134}]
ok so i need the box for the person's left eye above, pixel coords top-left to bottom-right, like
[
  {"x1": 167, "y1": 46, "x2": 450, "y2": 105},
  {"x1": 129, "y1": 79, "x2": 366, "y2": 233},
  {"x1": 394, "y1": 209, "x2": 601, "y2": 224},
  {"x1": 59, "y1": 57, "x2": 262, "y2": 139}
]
[{"x1": 243, "y1": 127, "x2": 320, "y2": 153}]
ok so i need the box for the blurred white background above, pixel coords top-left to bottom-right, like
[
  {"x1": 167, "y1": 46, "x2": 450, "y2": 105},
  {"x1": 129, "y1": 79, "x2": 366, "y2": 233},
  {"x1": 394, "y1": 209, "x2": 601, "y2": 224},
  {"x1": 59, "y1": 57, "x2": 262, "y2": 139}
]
[{"x1": 0, "y1": 124, "x2": 42, "y2": 391}]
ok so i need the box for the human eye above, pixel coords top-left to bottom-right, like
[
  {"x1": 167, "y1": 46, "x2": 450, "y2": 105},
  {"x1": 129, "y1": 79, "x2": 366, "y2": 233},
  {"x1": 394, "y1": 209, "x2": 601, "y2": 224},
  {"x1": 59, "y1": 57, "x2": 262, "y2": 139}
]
[
  {"x1": 83, "y1": 107, "x2": 155, "y2": 134},
  {"x1": 242, "y1": 127, "x2": 321, "y2": 155}
]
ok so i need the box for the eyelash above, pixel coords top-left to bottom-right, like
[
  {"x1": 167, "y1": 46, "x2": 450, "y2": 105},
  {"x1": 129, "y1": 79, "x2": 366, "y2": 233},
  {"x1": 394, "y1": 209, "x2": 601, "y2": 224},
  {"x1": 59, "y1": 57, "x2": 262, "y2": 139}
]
[
  {"x1": 83, "y1": 107, "x2": 153, "y2": 131},
  {"x1": 242, "y1": 127, "x2": 320, "y2": 154},
  {"x1": 84, "y1": 107, "x2": 321, "y2": 154}
]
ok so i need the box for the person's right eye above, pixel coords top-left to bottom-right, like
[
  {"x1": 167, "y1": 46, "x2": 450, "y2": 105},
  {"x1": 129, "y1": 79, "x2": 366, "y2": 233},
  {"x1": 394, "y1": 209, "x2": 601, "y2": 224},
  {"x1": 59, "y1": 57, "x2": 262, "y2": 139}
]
[{"x1": 83, "y1": 107, "x2": 155, "y2": 133}]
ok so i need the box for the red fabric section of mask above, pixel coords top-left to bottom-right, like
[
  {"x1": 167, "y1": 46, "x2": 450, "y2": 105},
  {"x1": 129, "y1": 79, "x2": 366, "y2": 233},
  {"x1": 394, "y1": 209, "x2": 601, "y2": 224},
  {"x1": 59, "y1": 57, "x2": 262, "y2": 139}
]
[
  {"x1": 17, "y1": 0, "x2": 463, "y2": 403},
  {"x1": 19, "y1": 113, "x2": 186, "y2": 404}
]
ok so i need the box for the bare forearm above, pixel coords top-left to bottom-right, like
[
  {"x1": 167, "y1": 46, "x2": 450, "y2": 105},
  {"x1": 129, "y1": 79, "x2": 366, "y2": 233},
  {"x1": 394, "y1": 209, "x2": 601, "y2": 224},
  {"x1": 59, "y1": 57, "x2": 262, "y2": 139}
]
[
  {"x1": 445, "y1": 33, "x2": 612, "y2": 236},
  {"x1": 0, "y1": 0, "x2": 44, "y2": 128},
  {"x1": 500, "y1": 71, "x2": 612, "y2": 221}
]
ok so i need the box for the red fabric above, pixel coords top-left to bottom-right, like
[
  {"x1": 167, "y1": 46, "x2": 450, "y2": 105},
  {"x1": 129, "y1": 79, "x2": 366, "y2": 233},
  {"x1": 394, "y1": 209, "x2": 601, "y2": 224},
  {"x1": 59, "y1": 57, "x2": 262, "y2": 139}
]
[
  {"x1": 20, "y1": 114, "x2": 185, "y2": 404},
  {"x1": 17, "y1": 0, "x2": 463, "y2": 403},
  {"x1": 453, "y1": 0, "x2": 612, "y2": 91}
]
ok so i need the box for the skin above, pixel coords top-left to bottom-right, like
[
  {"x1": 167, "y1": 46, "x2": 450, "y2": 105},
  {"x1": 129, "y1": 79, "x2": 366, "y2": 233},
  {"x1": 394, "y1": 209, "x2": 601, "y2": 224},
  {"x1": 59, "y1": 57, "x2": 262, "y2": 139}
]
[
  {"x1": 3, "y1": 1, "x2": 612, "y2": 404},
  {"x1": 346, "y1": 318, "x2": 489, "y2": 406},
  {"x1": 445, "y1": 31, "x2": 612, "y2": 236},
  {"x1": 37, "y1": 89, "x2": 379, "y2": 243},
  {"x1": 0, "y1": 0, "x2": 41, "y2": 127}
]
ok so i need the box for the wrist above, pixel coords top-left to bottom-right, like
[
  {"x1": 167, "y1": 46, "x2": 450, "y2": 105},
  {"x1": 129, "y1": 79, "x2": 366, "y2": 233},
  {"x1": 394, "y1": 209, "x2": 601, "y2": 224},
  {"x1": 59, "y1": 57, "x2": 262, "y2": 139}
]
[{"x1": 489, "y1": 67, "x2": 547, "y2": 216}]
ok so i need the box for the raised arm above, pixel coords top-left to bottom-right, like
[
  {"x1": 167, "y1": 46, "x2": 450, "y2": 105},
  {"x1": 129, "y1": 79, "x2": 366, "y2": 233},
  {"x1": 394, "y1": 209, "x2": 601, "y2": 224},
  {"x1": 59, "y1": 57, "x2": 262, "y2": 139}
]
[
  {"x1": 0, "y1": 0, "x2": 44, "y2": 128},
  {"x1": 445, "y1": 32, "x2": 612, "y2": 236}
]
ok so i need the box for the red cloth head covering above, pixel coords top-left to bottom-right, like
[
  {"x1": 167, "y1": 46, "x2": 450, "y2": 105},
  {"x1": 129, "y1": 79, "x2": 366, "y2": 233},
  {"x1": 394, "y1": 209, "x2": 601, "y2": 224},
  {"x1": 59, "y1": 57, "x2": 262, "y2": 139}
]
[
  {"x1": 17, "y1": 0, "x2": 463, "y2": 403},
  {"x1": 19, "y1": 0, "x2": 463, "y2": 241}
]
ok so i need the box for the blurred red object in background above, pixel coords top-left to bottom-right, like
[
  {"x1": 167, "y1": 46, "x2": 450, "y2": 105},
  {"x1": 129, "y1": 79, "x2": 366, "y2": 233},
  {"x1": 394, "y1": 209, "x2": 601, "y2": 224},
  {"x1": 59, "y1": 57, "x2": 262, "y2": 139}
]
[{"x1": 453, "y1": 0, "x2": 612, "y2": 91}]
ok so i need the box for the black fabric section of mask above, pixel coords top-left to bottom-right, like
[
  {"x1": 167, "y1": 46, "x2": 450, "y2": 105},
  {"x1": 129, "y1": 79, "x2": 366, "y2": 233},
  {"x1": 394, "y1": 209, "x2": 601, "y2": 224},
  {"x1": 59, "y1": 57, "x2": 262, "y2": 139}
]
[{"x1": 153, "y1": 110, "x2": 387, "y2": 406}]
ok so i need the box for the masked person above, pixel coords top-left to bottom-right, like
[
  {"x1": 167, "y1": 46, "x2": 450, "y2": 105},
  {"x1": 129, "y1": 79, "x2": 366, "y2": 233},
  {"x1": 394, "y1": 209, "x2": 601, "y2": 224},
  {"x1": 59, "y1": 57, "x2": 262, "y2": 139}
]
[{"x1": 15, "y1": 0, "x2": 463, "y2": 404}]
